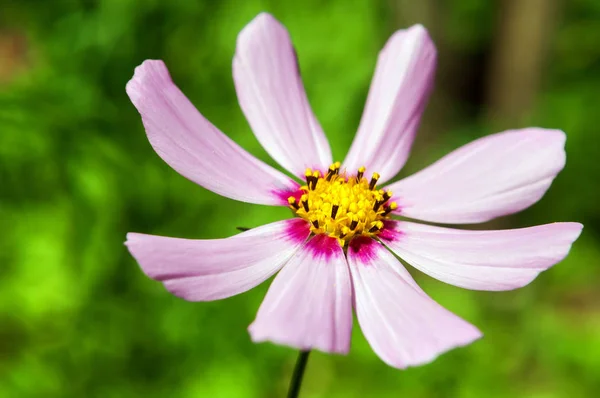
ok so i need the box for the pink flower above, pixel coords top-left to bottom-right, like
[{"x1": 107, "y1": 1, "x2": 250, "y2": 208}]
[{"x1": 125, "y1": 13, "x2": 582, "y2": 369}]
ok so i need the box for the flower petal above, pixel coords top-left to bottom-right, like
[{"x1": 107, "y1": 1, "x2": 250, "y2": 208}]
[
  {"x1": 249, "y1": 234, "x2": 352, "y2": 354},
  {"x1": 126, "y1": 59, "x2": 297, "y2": 206},
  {"x1": 125, "y1": 219, "x2": 310, "y2": 301},
  {"x1": 380, "y1": 220, "x2": 582, "y2": 291},
  {"x1": 233, "y1": 13, "x2": 332, "y2": 177},
  {"x1": 386, "y1": 128, "x2": 567, "y2": 223},
  {"x1": 343, "y1": 25, "x2": 436, "y2": 183},
  {"x1": 347, "y1": 238, "x2": 482, "y2": 369}
]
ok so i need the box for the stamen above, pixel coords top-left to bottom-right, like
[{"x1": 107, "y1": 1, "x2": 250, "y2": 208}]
[
  {"x1": 349, "y1": 218, "x2": 358, "y2": 230},
  {"x1": 325, "y1": 164, "x2": 336, "y2": 181},
  {"x1": 304, "y1": 168, "x2": 316, "y2": 190},
  {"x1": 369, "y1": 172, "x2": 380, "y2": 190},
  {"x1": 311, "y1": 171, "x2": 321, "y2": 189},
  {"x1": 312, "y1": 220, "x2": 319, "y2": 229},
  {"x1": 301, "y1": 194, "x2": 309, "y2": 212},
  {"x1": 368, "y1": 221, "x2": 383, "y2": 233},
  {"x1": 382, "y1": 190, "x2": 392, "y2": 202},
  {"x1": 331, "y1": 204, "x2": 339, "y2": 219},
  {"x1": 288, "y1": 197, "x2": 300, "y2": 210},
  {"x1": 382, "y1": 202, "x2": 398, "y2": 216},
  {"x1": 356, "y1": 166, "x2": 366, "y2": 181},
  {"x1": 373, "y1": 200, "x2": 382, "y2": 212},
  {"x1": 304, "y1": 168, "x2": 313, "y2": 182}
]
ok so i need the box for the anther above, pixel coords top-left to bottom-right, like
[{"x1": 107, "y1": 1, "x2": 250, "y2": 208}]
[
  {"x1": 333, "y1": 161, "x2": 341, "y2": 174},
  {"x1": 325, "y1": 164, "x2": 337, "y2": 181},
  {"x1": 288, "y1": 197, "x2": 300, "y2": 210},
  {"x1": 311, "y1": 171, "x2": 320, "y2": 189},
  {"x1": 311, "y1": 220, "x2": 319, "y2": 229},
  {"x1": 325, "y1": 169, "x2": 334, "y2": 181},
  {"x1": 368, "y1": 221, "x2": 383, "y2": 233},
  {"x1": 340, "y1": 226, "x2": 350, "y2": 238},
  {"x1": 304, "y1": 168, "x2": 313, "y2": 182},
  {"x1": 382, "y1": 190, "x2": 392, "y2": 202},
  {"x1": 356, "y1": 166, "x2": 366, "y2": 181},
  {"x1": 331, "y1": 204, "x2": 339, "y2": 219},
  {"x1": 349, "y1": 218, "x2": 358, "y2": 231},
  {"x1": 382, "y1": 202, "x2": 398, "y2": 216},
  {"x1": 373, "y1": 200, "x2": 382, "y2": 211},
  {"x1": 369, "y1": 172, "x2": 380, "y2": 190},
  {"x1": 301, "y1": 194, "x2": 310, "y2": 212},
  {"x1": 304, "y1": 169, "x2": 316, "y2": 190}
]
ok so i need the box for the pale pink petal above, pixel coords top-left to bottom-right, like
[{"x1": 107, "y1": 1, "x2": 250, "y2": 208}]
[
  {"x1": 249, "y1": 235, "x2": 352, "y2": 354},
  {"x1": 126, "y1": 59, "x2": 297, "y2": 206},
  {"x1": 386, "y1": 128, "x2": 567, "y2": 223},
  {"x1": 125, "y1": 219, "x2": 310, "y2": 301},
  {"x1": 343, "y1": 25, "x2": 436, "y2": 183},
  {"x1": 347, "y1": 238, "x2": 481, "y2": 369},
  {"x1": 233, "y1": 13, "x2": 332, "y2": 177},
  {"x1": 380, "y1": 220, "x2": 582, "y2": 291}
]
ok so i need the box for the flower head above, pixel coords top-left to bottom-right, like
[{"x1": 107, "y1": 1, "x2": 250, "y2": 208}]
[
  {"x1": 290, "y1": 163, "x2": 396, "y2": 247},
  {"x1": 125, "y1": 13, "x2": 582, "y2": 369}
]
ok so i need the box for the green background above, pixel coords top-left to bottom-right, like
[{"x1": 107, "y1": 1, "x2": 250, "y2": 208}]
[{"x1": 1, "y1": 0, "x2": 599, "y2": 397}]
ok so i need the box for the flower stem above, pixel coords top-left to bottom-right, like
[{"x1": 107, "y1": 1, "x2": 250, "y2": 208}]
[{"x1": 287, "y1": 350, "x2": 311, "y2": 398}]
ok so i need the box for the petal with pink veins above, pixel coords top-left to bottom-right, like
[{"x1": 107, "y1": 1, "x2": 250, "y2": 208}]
[
  {"x1": 386, "y1": 128, "x2": 567, "y2": 223},
  {"x1": 380, "y1": 220, "x2": 583, "y2": 291},
  {"x1": 233, "y1": 13, "x2": 332, "y2": 177},
  {"x1": 249, "y1": 234, "x2": 353, "y2": 354},
  {"x1": 126, "y1": 59, "x2": 297, "y2": 206},
  {"x1": 343, "y1": 25, "x2": 436, "y2": 184},
  {"x1": 125, "y1": 219, "x2": 310, "y2": 301},
  {"x1": 347, "y1": 237, "x2": 481, "y2": 369}
]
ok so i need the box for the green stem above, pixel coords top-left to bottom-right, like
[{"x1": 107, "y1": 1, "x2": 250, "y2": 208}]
[{"x1": 287, "y1": 350, "x2": 311, "y2": 398}]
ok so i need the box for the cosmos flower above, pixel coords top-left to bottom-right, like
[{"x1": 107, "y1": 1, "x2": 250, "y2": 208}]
[{"x1": 125, "y1": 13, "x2": 582, "y2": 369}]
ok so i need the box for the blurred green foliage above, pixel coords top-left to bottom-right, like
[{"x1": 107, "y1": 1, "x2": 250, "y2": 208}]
[{"x1": 1, "y1": 0, "x2": 599, "y2": 397}]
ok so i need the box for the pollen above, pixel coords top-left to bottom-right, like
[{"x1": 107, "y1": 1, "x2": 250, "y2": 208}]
[{"x1": 288, "y1": 162, "x2": 398, "y2": 247}]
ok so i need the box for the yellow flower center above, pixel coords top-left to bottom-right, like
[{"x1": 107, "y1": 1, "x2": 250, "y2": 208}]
[{"x1": 288, "y1": 162, "x2": 398, "y2": 247}]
